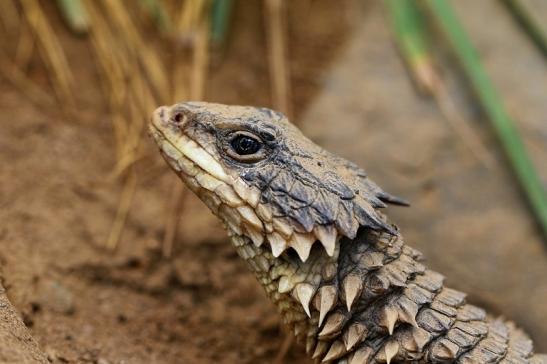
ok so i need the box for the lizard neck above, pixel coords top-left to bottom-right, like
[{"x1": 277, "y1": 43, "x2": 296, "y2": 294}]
[
  {"x1": 229, "y1": 234, "x2": 340, "y2": 349},
  {"x1": 230, "y1": 230, "x2": 538, "y2": 363}
]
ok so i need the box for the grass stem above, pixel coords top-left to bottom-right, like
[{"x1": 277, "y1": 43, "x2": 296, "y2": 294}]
[{"x1": 425, "y1": 0, "x2": 547, "y2": 240}]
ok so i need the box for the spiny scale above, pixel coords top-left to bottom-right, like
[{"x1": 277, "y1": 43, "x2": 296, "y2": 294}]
[
  {"x1": 342, "y1": 274, "x2": 363, "y2": 311},
  {"x1": 318, "y1": 312, "x2": 346, "y2": 339},
  {"x1": 289, "y1": 233, "x2": 315, "y2": 262},
  {"x1": 314, "y1": 285, "x2": 338, "y2": 327},
  {"x1": 379, "y1": 305, "x2": 399, "y2": 335},
  {"x1": 314, "y1": 225, "x2": 337, "y2": 256},
  {"x1": 384, "y1": 340, "x2": 400, "y2": 364},
  {"x1": 322, "y1": 340, "x2": 346, "y2": 362},
  {"x1": 294, "y1": 283, "x2": 315, "y2": 317},
  {"x1": 343, "y1": 323, "x2": 367, "y2": 351}
]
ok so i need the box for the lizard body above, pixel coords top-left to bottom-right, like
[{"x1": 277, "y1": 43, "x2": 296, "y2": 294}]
[{"x1": 149, "y1": 102, "x2": 546, "y2": 363}]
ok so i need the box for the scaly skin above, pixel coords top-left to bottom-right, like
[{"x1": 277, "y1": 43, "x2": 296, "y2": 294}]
[{"x1": 149, "y1": 102, "x2": 546, "y2": 363}]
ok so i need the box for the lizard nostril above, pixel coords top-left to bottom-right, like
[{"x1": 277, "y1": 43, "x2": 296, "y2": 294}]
[{"x1": 173, "y1": 112, "x2": 183, "y2": 123}]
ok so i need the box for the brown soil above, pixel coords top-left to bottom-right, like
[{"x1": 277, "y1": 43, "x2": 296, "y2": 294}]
[
  {"x1": 0, "y1": 1, "x2": 350, "y2": 363},
  {"x1": 0, "y1": 1, "x2": 545, "y2": 364}
]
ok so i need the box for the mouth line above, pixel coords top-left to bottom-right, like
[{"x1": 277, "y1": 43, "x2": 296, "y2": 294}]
[{"x1": 149, "y1": 121, "x2": 181, "y2": 156}]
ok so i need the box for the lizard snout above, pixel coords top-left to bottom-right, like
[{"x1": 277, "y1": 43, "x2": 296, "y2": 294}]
[
  {"x1": 153, "y1": 104, "x2": 194, "y2": 131},
  {"x1": 151, "y1": 105, "x2": 170, "y2": 129}
]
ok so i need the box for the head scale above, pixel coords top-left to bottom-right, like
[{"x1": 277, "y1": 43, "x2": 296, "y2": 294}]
[{"x1": 149, "y1": 102, "x2": 405, "y2": 262}]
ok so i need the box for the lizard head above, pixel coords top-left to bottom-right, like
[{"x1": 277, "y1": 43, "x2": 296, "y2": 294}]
[{"x1": 149, "y1": 101, "x2": 406, "y2": 262}]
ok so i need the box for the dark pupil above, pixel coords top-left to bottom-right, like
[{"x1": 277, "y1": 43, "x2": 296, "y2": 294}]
[{"x1": 232, "y1": 135, "x2": 261, "y2": 155}]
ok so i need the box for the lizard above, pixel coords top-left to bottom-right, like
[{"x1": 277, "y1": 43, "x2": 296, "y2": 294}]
[{"x1": 149, "y1": 101, "x2": 546, "y2": 363}]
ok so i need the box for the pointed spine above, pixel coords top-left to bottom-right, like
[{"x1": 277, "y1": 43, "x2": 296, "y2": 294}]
[
  {"x1": 318, "y1": 312, "x2": 346, "y2": 339},
  {"x1": 314, "y1": 225, "x2": 337, "y2": 256},
  {"x1": 322, "y1": 340, "x2": 346, "y2": 362},
  {"x1": 293, "y1": 283, "x2": 316, "y2": 317},
  {"x1": 312, "y1": 341, "x2": 329, "y2": 360},
  {"x1": 343, "y1": 322, "x2": 368, "y2": 351},
  {"x1": 268, "y1": 232, "x2": 287, "y2": 257},
  {"x1": 289, "y1": 233, "x2": 315, "y2": 262},
  {"x1": 379, "y1": 305, "x2": 399, "y2": 335},
  {"x1": 349, "y1": 347, "x2": 374, "y2": 364},
  {"x1": 385, "y1": 340, "x2": 400, "y2": 364},
  {"x1": 313, "y1": 285, "x2": 338, "y2": 327},
  {"x1": 342, "y1": 273, "x2": 363, "y2": 311}
]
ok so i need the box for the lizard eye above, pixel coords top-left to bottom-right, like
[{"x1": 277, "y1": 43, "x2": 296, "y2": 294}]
[
  {"x1": 231, "y1": 134, "x2": 261, "y2": 155},
  {"x1": 224, "y1": 131, "x2": 267, "y2": 163}
]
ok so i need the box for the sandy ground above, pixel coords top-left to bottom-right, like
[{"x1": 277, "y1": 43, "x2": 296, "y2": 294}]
[{"x1": 0, "y1": 1, "x2": 545, "y2": 363}]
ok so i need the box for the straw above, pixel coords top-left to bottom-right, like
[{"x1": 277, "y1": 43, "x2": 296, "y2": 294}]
[
  {"x1": 20, "y1": 0, "x2": 75, "y2": 109},
  {"x1": 163, "y1": 0, "x2": 211, "y2": 257},
  {"x1": 0, "y1": 0, "x2": 21, "y2": 37},
  {"x1": 264, "y1": 0, "x2": 292, "y2": 118},
  {"x1": 106, "y1": 169, "x2": 137, "y2": 249},
  {"x1": 0, "y1": 48, "x2": 55, "y2": 107}
]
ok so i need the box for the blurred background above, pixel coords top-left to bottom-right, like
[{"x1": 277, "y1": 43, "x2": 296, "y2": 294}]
[{"x1": 0, "y1": 0, "x2": 546, "y2": 363}]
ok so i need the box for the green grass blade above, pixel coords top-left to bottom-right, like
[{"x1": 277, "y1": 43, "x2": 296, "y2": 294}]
[
  {"x1": 56, "y1": 0, "x2": 88, "y2": 35},
  {"x1": 138, "y1": 0, "x2": 171, "y2": 32},
  {"x1": 424, "y1": 0, "x2": 547, "y2": 239},
  {"x1": 501, "y1": 0, "x2": 547, "y2": 57},
  {"x1": 387, "y1": 0, "x2": 495, "y2": 167},
  {"x1": 211, "y1": 0, "x2": 233, "y2": 47},
  {"x1": 386, "y1": 0, "x2": 436, "y2": 93}
]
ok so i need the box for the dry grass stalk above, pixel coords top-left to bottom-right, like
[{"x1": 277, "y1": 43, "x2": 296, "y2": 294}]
[
  {"x1": 106, "y1": 169, "x2": 138, "y2": 249},
  {"x1": 8, "y1": 1, "x2": 212, "y2": 252},
  {"x1": 14, "y1": 21, "x2": 35, "y2": 69},
  {"x1": 409, "y1": 60, "x2": 494, "y2": 168},
  {"x1": 19, "y1": 0, "x2": 75, "y2": 109},
  {"x1": 162, "y1": 180, "x2": 187, "y2": 257},
  {"x1": 434, "y1": 83, "x2": 495, "y2": 168},
  {"x1": 264, "y1": 0, "x2": 292, "y2": 118},
  {"x1": 0, "y1": 2, "x2": 47, "y2": 107},
  {"x1": 162, "y1": 0, "x2": 211, "y2": 257},
  {"x1": 0, "y1": 0, "x2": 21, "y2": 37},
  {"x1": 85, "y1": 0, "x2": 212, "y2": 251},
  {"x1": 86, "y1": 1, "x2": 158, "y2": 174},
  {"x1": 0, "y1": 48, "x2": 55, "y2": 107},
  {"x1": 190, "y1": 7, "x2": 210, "y2": 100},
  {"x1": 84, "y1": 0, "x2": 161, "y2": 249},
  {"x1": 101, "y1": 0, "x2": 170, "y2": 103},
  {"x1": 84, "y1": 1, "x2": 131, "y2": 165},
  {"x1": 273, "y1": 333, "x2": 294, "y2": 364}
]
